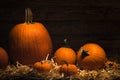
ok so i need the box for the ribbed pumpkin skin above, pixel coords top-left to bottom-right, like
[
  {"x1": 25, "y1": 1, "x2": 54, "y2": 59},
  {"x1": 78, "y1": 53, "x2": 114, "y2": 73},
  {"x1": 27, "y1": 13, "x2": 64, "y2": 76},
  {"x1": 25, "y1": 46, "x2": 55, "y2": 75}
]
[
  {"x1": 77, "y1": 43, "x2": 106, "y2": 70},
  {"x1": 33, "y1": 61, "x2": 52, "y2": 72},
  {"x1": 0, "y1": 47, "x2": 9, "y2": 69},
  {"x1": 60, "y1": 63, "x2": 78, "y2": 76},
  {"x1": 9, "y1": 22, "x2": 52, "y2": 65}
]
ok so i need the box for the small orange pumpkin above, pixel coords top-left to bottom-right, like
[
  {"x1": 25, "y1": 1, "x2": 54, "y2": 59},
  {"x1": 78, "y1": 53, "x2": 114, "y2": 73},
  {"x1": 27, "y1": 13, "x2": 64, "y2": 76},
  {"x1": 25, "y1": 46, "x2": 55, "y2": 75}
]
[
  {"x1": 0, "y1": 47, "x2": 9, "y2": 69},
  {"x1": 60, "y1": 61, "x2": 78, "y2": 76},
  {"x1": 77, "y1": 43, "x2": 107, "y2": 70},
  {"x1": 104, "y1": 60, "x2": 118, "y2": 70},
  {"x1": 9, "y1": 8, "x2": 52, "y2": 65},
  {"x1": 33, "y1": 61, "x2": 52, "y2": 72},
  {"x1": 54, "y1": 39, "x2": 76, "y2": 65}
]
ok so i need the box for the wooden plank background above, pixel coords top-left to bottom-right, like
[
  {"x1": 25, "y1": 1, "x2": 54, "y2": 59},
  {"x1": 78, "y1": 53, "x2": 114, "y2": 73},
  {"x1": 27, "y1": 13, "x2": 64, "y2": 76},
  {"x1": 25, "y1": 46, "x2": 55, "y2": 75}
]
[{"x1": 0, "y1": 0, "x2": 119, "y2": 63}]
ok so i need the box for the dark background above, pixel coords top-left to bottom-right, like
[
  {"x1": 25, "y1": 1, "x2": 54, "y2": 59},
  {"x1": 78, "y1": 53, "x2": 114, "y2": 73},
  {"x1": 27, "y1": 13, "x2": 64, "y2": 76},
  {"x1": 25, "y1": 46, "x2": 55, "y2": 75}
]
[{"x1": 0, "y1": 0, "x2": 119, "y2": 63}]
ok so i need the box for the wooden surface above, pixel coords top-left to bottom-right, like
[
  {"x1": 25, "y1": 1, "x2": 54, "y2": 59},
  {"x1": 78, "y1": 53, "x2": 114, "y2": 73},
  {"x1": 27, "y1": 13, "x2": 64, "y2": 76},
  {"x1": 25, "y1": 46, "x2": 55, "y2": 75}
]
[{"x1": 0, "y1": 0, "x2": 120, "y2": 62}]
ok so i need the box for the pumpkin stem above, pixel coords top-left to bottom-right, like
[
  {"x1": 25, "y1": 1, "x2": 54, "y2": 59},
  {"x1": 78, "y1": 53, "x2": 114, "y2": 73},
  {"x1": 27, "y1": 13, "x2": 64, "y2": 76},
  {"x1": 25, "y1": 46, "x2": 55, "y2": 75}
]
[
  {"x1": 64, "y1": 38, "x2": 70, "y2": 48},
  {"x1": 61, "y1": 60, "x2": 69, "y2": 66},
  {"x1": 81, "y1": 49, "x2": 89, "y2": 58},
  {"x1": 41, "y1": 61, "x2": 43, "y2": 64},
  {"x1": 25, "y1": 8, "x2": 33, "y2": 24}
]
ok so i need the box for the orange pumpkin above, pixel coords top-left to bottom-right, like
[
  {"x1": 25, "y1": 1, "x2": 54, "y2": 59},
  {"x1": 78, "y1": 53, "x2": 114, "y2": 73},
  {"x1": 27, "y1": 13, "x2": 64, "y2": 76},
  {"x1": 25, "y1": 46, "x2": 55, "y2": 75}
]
[
  {"x1": 104, "y1": 60, "x2": 118, "y2": 70},
  {"x1": 54, "y1": 39, "x2": 76, "y2": 65},
  {"x1": 60, "y1": 61, "x2": 78, "y2": 76},
  {"x1": 9, "y1": 8, "x2": 52, "y2": 65},
  {"x1": 33, "y1": 61, "x2": 52, "y2": 72},
  {"x1": 77, "y1": 43, "x2": 107, "y2": 70},
  {"x1": 0, "y1": 47, "x2": 9, "y2": 69}
]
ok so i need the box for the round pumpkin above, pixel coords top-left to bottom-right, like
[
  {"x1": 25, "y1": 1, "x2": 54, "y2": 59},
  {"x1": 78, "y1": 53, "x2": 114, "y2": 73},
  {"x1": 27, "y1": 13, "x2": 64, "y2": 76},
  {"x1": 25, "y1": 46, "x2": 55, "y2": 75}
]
[
  {"x1": 60, "y1": 61, "x2": 78, "y2": 76},
  {"x1": 0, "y1": 47, "x2": 9, "y2": 69},
  {"x1": 33, "y1": 61, "x2": 52, "y2": 72},
  {"x1": 9, "y1": 8, "x2": 52, "y2": 65},
  {"x1": 54, "y1": 39, "x2": 76, "y2": 65},
  {"x1": 77, "y1": 43, "x2": 107, "y2": 70},
  {"x1": 104, "y1": 60, "x2": 118, "y2": 70}
]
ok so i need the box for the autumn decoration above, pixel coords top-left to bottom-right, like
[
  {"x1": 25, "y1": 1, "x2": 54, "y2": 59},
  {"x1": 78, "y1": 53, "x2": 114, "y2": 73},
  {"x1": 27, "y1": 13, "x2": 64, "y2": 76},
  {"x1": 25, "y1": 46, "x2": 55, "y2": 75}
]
[
  {"x1": 77, "y1": 43, "x2": 107, "y2": 70},
  {"x1": 54, "y1": 39, "x2": 76, "y2": 65},
  {"x1": 104, "y1": 60, "x2": 118, "y2": 71},
  {"x1": 0, "y1": 47, "x2": 9, "y2": 69},
  {"x1": 33, "y1": 61, "x2": 52, "y2": 73},
  {"x1": 9, "y1": 8, "x2": 52, "y2": 65},
  {"x1": 60, "y1": 60, "x2": 78, "y2": 76},
  {"x1": 0, "y1": 7, "x2": 119, "y2": 80}
]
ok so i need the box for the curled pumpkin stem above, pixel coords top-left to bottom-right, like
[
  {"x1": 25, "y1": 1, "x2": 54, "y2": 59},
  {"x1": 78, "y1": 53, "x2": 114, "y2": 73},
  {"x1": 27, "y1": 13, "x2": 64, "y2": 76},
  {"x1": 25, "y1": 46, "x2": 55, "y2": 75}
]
[
  {"x1": 25, "y1": 8, "x2": 33, "y2": 24},
  {"x1": 61, "y1": 60, "x2": 69, "y2": 66},
  {"x1": 63, "y1": 38, "x2": 70, "y2": 48}
]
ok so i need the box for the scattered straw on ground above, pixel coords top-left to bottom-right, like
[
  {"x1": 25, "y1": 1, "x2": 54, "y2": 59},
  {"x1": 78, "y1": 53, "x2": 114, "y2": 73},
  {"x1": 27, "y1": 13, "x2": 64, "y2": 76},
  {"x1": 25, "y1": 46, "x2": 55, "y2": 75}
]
[{"x1": 0, "y1": 58, "x2": 120, "y2": 80}]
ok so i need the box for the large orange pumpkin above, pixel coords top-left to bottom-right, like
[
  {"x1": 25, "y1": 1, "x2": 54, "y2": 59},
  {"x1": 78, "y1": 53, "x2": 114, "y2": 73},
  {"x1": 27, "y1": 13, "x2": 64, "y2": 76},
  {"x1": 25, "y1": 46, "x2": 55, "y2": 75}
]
[
  {"x1": 0, "y1": 47, "x2": 9, "y2": 69},
  {"x1": 9, "y1": 8, "x2": 52, "y2": 65},
  {"x1": 77, "y1": 43, "x2": 107, "y2": 70}
]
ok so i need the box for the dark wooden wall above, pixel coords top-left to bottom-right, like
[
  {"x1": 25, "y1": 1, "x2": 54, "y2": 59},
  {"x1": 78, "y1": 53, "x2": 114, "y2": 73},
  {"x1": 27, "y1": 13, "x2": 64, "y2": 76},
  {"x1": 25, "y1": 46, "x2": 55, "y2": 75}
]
[{"x1": 0, "y1": 0, "x2": 120, "y2": 62}]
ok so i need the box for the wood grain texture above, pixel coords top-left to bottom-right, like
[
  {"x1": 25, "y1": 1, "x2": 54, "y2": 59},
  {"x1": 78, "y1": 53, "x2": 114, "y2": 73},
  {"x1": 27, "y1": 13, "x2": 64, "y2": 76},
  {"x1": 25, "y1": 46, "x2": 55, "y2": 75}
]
[{"x1": 0, "y1": 0, "x2": 119, "y2": 62}]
